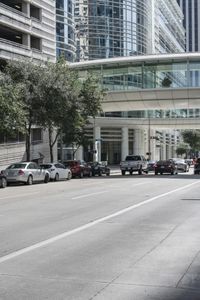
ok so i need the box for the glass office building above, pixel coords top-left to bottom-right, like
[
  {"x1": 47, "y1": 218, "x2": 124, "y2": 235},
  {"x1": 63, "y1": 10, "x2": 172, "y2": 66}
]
[
  {"x1": 177, "y1": 0, "x2": 200, "y2": 52},
  {"x1": 75, "y1": 0, "x2": 185, "y2": 61},
  {"x1": 75, "y1": 0, "x2": 152, "y2": 60},
  {"x1": 56, "y1": 0, "x2": 76, "y2": 61}
]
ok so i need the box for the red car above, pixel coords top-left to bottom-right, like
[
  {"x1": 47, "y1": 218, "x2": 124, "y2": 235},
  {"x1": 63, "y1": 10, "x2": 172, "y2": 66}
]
[{"x1": 64, "y1": 160, "x2": 92, "y2": 178}]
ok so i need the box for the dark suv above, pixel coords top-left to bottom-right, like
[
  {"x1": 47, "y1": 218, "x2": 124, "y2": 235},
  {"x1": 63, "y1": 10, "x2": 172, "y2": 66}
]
[
  {"x1": 89, "y1": 162, "x2": 110, "y2": 176},
  {"x1": 64, "y1": 160, "x2": 92, "y2": 178}
]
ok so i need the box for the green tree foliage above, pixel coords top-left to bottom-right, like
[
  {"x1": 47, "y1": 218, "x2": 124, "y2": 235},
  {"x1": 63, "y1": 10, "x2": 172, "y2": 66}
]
[
  {"x1": 5, "y1": 60, "x2": 44, "y2": 161},
  {"x1": 2, "y1": 59, "x2": 104, "y2": 163},
  {"x1": 0, "y1": 72, "x2": 25, "y2": 136},
  {"x1": 176, "y1": 143, "x2": 190, "y2": 157},
  {"x1": 61, "y1": 75, "x2": 105, "y2": 159},
  {"x1": 182, "y1": 130, "x2": 200, "y2": 153}
]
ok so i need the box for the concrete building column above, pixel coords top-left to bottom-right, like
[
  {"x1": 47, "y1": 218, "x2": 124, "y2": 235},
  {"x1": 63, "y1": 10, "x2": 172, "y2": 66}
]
[
  {"x1": 150, "y1": 129, "x2": 157, "y2": 160},
  {"x1": 22, "y1": 34, "x2": 31, "y2": 48},
  {"x1": 134, "y1": 129, "x2": 145, "y2": 156},
  {"x1": 121, "y1": 127, "x2": 129, "y2": 160},
  {"x1": 75, "y1": 145, "x2": 83, "y2": 160},
  {"x1": 22, "y1": 2, "x2": 30, "y2": 16},
  {"x1": 161, "y1": 133, "x2": 166, "y2": 160},
  {"x1": 93, "y1": 126, "x2": 101, "y2": 162}
]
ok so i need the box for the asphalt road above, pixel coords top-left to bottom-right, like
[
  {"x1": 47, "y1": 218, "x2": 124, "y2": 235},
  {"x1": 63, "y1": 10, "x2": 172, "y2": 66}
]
[{"x1": 1, "y1": 169, "x2": 200, "y2": 299}]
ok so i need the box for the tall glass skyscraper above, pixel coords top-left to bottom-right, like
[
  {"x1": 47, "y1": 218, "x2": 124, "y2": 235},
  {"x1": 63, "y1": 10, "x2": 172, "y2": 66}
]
[
  {"x1": 75, "y1": 0, "x2": 185, "y2": 61},
  {"x1": 56, "y1": 0, "x2": 76, "y2": 61},
  {"x1": 177, "y1": 0, "x2": 200, "y2": 52}
]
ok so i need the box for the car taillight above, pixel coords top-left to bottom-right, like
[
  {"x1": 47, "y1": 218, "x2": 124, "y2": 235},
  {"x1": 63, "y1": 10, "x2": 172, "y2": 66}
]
[{"x1": 18, "y1": 169, "x2": 24, "y2": 176}]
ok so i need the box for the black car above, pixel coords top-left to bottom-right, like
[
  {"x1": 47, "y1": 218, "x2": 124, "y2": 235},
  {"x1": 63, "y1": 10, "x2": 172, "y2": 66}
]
[
  {"x1": 0, "y1": 171, "x2": 7, "y2": 188},
  {"x1": 154, "y1": 159, "x2": 178, "y2": 175},
  {"x1": 147, "y1": 160, "x2": 156, "y2": 172},
  {"x1": 89, "y1": 162, "x2": 110, "y2": 176},
  {"x1": 194, "y1": 158, "x2": 200, "y2": 174}
]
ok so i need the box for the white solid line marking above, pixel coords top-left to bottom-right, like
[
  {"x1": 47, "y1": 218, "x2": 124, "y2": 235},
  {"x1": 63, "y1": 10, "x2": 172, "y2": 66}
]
[
  {"x1": 0, "y1": 180, "x2": 199, "y2": 264},
  {"x1": 72, "y1": 191, "x2": 108, "y2": 199}
]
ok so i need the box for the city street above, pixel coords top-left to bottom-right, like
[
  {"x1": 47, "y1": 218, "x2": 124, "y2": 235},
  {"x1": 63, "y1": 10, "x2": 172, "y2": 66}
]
[{"x1": 1, "y1": 170, "x2": 200, "y2": 299}]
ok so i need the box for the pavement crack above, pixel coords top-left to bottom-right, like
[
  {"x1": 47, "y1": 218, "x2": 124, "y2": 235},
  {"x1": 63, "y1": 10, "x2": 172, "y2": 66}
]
[{"x1": 176, "y1": 248, "x2": 200, "y2": 288}]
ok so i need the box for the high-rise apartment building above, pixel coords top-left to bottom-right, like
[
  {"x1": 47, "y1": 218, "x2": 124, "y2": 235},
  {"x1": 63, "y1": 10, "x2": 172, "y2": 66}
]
[
  {"x1": 0, "y1": 0, "x2": 56, "y2": 63},
  {"x1": 0, "y1": 0, "x2": 56, "y2": 167},
  {"x1": 177, "y1": 0, "x2": 200, "y2": 52}
]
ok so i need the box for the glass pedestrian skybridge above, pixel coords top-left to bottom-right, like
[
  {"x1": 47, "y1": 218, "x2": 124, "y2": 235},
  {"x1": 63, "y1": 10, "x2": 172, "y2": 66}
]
[{"x1": 70, "y1": 53, "x2": 200, "y2": 112}]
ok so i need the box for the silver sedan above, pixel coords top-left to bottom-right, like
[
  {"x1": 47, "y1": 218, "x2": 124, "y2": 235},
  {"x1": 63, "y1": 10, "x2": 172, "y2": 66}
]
[{"x1": 4, "y1": 162, "x2": 50, "y2": 185}]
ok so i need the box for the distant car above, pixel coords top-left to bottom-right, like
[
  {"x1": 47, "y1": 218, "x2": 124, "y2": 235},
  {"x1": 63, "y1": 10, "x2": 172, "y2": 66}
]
[
  {"x1": 154, "y1": 160, "x2": 178, "y2": 175},
  {"x1": 64, "y1": 160, "x2": 92, "y2": 178},
  {"x1": 171, "y1": 158, "x2": 189, "y2": 172},
  {"x1": 89, "y1": 162, "x2": 110, "y2": 176},
  {"x1": 194, "y1": 158, "x2": 200, "y2": 174},
  {"x1": 147, "y1": 160, "x2": 156, "y2": 172},
  {"x1": 0, "y1": 171, "x2": 7, "y2": 188},
  {"x1": 185, "y1": 159, "x2": 193, "y2": 166},
  {"x1": 4, "y1": 162, "x2": 50, "y2": 185},
  {"x1": 40, "y1": 163, "x2": 72, "y2": 181}
]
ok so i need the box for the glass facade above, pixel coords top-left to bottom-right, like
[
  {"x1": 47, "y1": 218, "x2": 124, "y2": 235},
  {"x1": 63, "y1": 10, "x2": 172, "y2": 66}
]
[
  {"x1": 154, "y1": 0, "x2": 185, "y2": 53},
  {"x1": 76, "y1": 57, "x2": 200, "y2": 91},
  {"x1": 56, "y1": 0, "x2": 76, "y2": 62},
  {"x1": 75, "y1": 0, "x2": 152, "y2": 60}
]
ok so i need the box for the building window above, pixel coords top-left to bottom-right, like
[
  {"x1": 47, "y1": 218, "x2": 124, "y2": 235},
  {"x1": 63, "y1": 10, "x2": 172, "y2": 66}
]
[
  {"x1": 31, "y1": 36, "x2": 41, "y2": 50},
  {"x1": 30, "y1": 5, "x2": 41, "y2": 21}
]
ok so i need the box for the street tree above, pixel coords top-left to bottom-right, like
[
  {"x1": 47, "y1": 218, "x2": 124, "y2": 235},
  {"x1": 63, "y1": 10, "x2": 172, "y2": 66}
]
[
  {"x1": 5, "y1": 60, "x2": 44, "y2": 161},
  {"x1": 36, "y1": 59, "x2": 81, "y2": 162},
  {"x1": 182, "y1": 130, "x2": 200, "y2": 155},
  {"x1": 0, "y1": 71, "x2": 25, "y2": 137},
  {"x1": 176, "y1": 143, "x2": 190, "y2": 157},
  {"x1": 61, "y1": 75, "x2": 105, "y2": 159}
]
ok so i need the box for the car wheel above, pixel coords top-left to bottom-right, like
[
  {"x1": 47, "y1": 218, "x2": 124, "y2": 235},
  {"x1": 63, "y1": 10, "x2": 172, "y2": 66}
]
[
  {"x1": 106, "y1": 171, "x2": 110, "y2": 176},
  {"x1": 44, "y1": 173, "x2": 50, "y2": 183},
  {"x1": 55, "y1": 173, "x2": 59, "y2": 181},
  {"x1": 27, "y1": 175, "x2": 33, "y2": 185},
  {"x1": 138, "y1": 166, "x2": 142, "y2": 175},
  {"x1": 98, "y1": 170, "x2": 102, "y2": 176},
  {"x1": 121, "y1": 170, "x2": 126, "y2": 175},
  {"x1": 129, "y1": 171, "x2": 133, "y2": 175},
  {"x1": 0, "y1": 177, "x2": 7, "y2": 188},
  {"x1": 79, "y1": 171, "x2": 84, "y2": 178},
  {"x1": 155, "y1": 172, "x2": 158, "y2": 175},
  {"x1": 171, "y1": 171, "x2": 174, "y2": 175}
]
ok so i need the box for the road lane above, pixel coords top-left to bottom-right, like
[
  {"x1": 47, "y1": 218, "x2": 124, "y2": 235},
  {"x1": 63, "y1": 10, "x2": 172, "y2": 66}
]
[{"x1": 1, "y1": 173, "x2": 200, "y2": 299}]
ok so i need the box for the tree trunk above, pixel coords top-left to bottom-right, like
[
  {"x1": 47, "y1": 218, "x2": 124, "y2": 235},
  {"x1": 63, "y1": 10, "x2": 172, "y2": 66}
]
[
  {"x1": 25, "y1": 123, "x2": 31, "y2": 161},
  {"x1": 48, "y1": 127, "x2": 54, "y2": 163}
]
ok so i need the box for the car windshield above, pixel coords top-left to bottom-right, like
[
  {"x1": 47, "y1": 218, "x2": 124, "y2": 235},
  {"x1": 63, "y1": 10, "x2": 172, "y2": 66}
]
[
  {"x1": 126, "y1": 156, "x2": 141, "y2": 161},
  {"x1": 40, "y1": 164, "x2": 52, "y2": 169},
  {"x1": 7, "y1": 163, "x2": 27, "y2": 169}
]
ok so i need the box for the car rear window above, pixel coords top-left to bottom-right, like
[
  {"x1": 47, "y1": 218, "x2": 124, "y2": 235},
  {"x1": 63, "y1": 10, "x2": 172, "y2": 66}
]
[
  {"x1": 40, "y1": 164, "x2": 52, "y2": 169},
  {"x1": 126, "y1": 156, "x2": 141, "y2": 161},
  {"x1": 7, "y1": 163, "x2": 27, "y2": 169}
]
